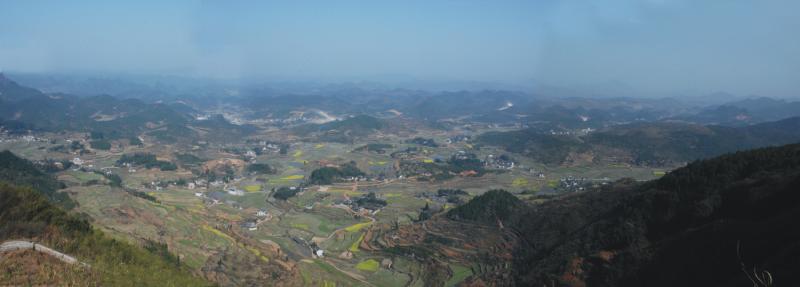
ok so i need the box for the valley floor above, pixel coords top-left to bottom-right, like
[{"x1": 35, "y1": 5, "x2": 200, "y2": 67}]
[{"x1": 0, "y1": 129, "x2": 674, "y2": 286}]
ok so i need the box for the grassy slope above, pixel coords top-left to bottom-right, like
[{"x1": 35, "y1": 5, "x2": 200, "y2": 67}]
[{"x1": 0, "y1": 150, "x2": 211, "y2": 286}]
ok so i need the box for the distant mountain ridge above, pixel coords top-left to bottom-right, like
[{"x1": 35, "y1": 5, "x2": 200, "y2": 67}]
[
  {"x1": 672, "y1": 97, "x2": 800, "y2": 126},
  {"x1": 0, "y1": 73, "x2": 47, "y2": 102},
  {"x1": 0, "y1": 74, "x2": 190, "y2": 138},
  {"x1": 0, "y1": 74, "x2": 252, "y2": 143},
  {"x1": 478, "y1": 117, "x2": 800, "y2": 165}
]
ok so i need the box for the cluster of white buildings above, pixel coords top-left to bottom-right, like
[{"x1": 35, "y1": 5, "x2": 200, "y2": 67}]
[{"x1": 0, "y1": 133, "x2": 49, "y2": 143}]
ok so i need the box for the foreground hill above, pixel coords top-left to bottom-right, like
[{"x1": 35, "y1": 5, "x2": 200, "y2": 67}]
[
  {"x1": 446, "y1": 143, "x2": 800, "y2": 286},
  {"x1": 478, "y1": 117, "x2": 800, "y2": 165},
  {"x1": 0, "y1": 151, "x2": 210, "y2": 286}
]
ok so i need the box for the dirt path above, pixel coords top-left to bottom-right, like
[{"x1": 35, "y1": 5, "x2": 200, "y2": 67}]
[
  {"x1": 320, "y1": 202, "x2": 378, "y2": 242},
  {"x1": 322, "y1": 258, "x2": 375, "y2": 287},
  {"x1": 330, "y1": 178, "x2": 400, "y2": 189},
  {"x1": 314, "y1": 209, "x2": 379, "y2": 286}
]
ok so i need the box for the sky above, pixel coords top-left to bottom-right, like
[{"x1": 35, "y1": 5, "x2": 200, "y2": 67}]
[{"x1": 0, "y1": 0, "x2": 798, "y2": 97}]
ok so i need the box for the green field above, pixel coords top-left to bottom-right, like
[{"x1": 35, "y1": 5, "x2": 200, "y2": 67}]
[{"x1": 356, "y1": 259, "x2": 380, "y2": 272}]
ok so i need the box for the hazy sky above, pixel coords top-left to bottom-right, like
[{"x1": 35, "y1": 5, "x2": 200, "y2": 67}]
[{"x1": 1, "y1": 0, "x2": 798, "y2": 97}]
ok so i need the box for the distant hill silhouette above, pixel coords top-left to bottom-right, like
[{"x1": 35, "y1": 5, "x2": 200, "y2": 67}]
[
  {"x1": 0, "y1": 75, "x2": 255, "y2": 143},
  {"x1": 478, "y1": 117, "x2": 800, "y2": 165},
  {"x1": 293, "y1": 114, "x2": 390, "y2": 142},
  {"x1": 673, "y1": 97, "x2": 800, "y2": 126}
]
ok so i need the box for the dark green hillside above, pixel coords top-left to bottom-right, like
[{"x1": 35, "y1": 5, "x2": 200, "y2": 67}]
[
  {"x1": 272, "y1": 186, "x2": 301, "y2": 200},
  {"x1": 491, "y1": 143, "x2": 800, "y2": 286},
  {"x1": 0, "y1": 92, "x2": 77, "y2": 131},
  {"x1": 293, "y1": 115, "x2": 388, "y2": 142},
  {"x1": 478, "y1": 117, "x2": 800, "y2": 165},
  {"x1": 446, "y1": 189, "x2": 524, "y2": 224},
  {"x1": 0, "y1": 75, "x2": 196, "y2": 141},
  {"x1": 587, "y1": 118, "x2": 800, "y2": 165},
  {"x1": 246, "y1": 163, "x2": 276, "y2": 175},
  {"x1": 307, "y1": 162, "x2": 365, "y2": 185},
  {"x1": 0, "y1": 73, "x2": 45, "y2": 102},
  {"x1": 586, "y1": 122, "x2": 747, "y2": 165},
  {"x1": 0, "y1": 183, "x2": 211, "y2": 286},
  {"x1": 477, "y1": 129, "x2": 585, "y2": 164},
  {"x1": 0, "y1": 151, "x2": 210, "y2": 286},
  {"x1": 0, "y1": 118, "x2": 35, "y2": 134},
  {"x1": 353, "y1": 143, "x2": 393, "y2": 153},
  {"x1": 678, "y1": 97, "x2": 800, "y2": 125},
  {"x1": 0, "y1": 150, "x2": 73, "y2": 209},
  {"x1": 741, "y1": 116, "x2": 800, "y2": 144},
  {"x1": 1, "y1": 93, "x2": 192, "y2": 140}
]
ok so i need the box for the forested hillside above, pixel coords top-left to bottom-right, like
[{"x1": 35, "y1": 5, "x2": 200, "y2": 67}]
[
  {"x1": 0, "y1": 150, "x2": 73, "y2": 209},
  {"x1": 477, "y1": 117, "x2": 800, "y2": 165},
  {"x1": 449, "y1": 143, "x2": 800, "y2": 286}
]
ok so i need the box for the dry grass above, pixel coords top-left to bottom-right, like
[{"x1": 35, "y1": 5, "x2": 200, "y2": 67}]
[{"x1": 0, "y1": 250, "x2": 97, "y2": 286}]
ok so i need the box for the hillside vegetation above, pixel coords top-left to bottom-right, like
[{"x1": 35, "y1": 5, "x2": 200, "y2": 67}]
[
  {"x1": 0, "y1": 151, "x2": 210, "y2": 286},
  {"x1": 446, "y1": 189, "x2": 524, "y2": 224},
  {"x1": 292, "y1": 115, "x2": 389, "y2": 143},
  {"x1": 116, "y1": 153, "x2": 178, "y2": 171},
  {"x1": 478, "y1": 117, "x2": 800, "y2": 165},
  {"x1": 0, "y1": 150, "x2": 74, "y2": 209},
  {"x1": 307, "y1": 161, "x2": 365, "y2": 185},
  {"x1": 450, "y1": 143, "x2": 800, "y2": 286}
]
